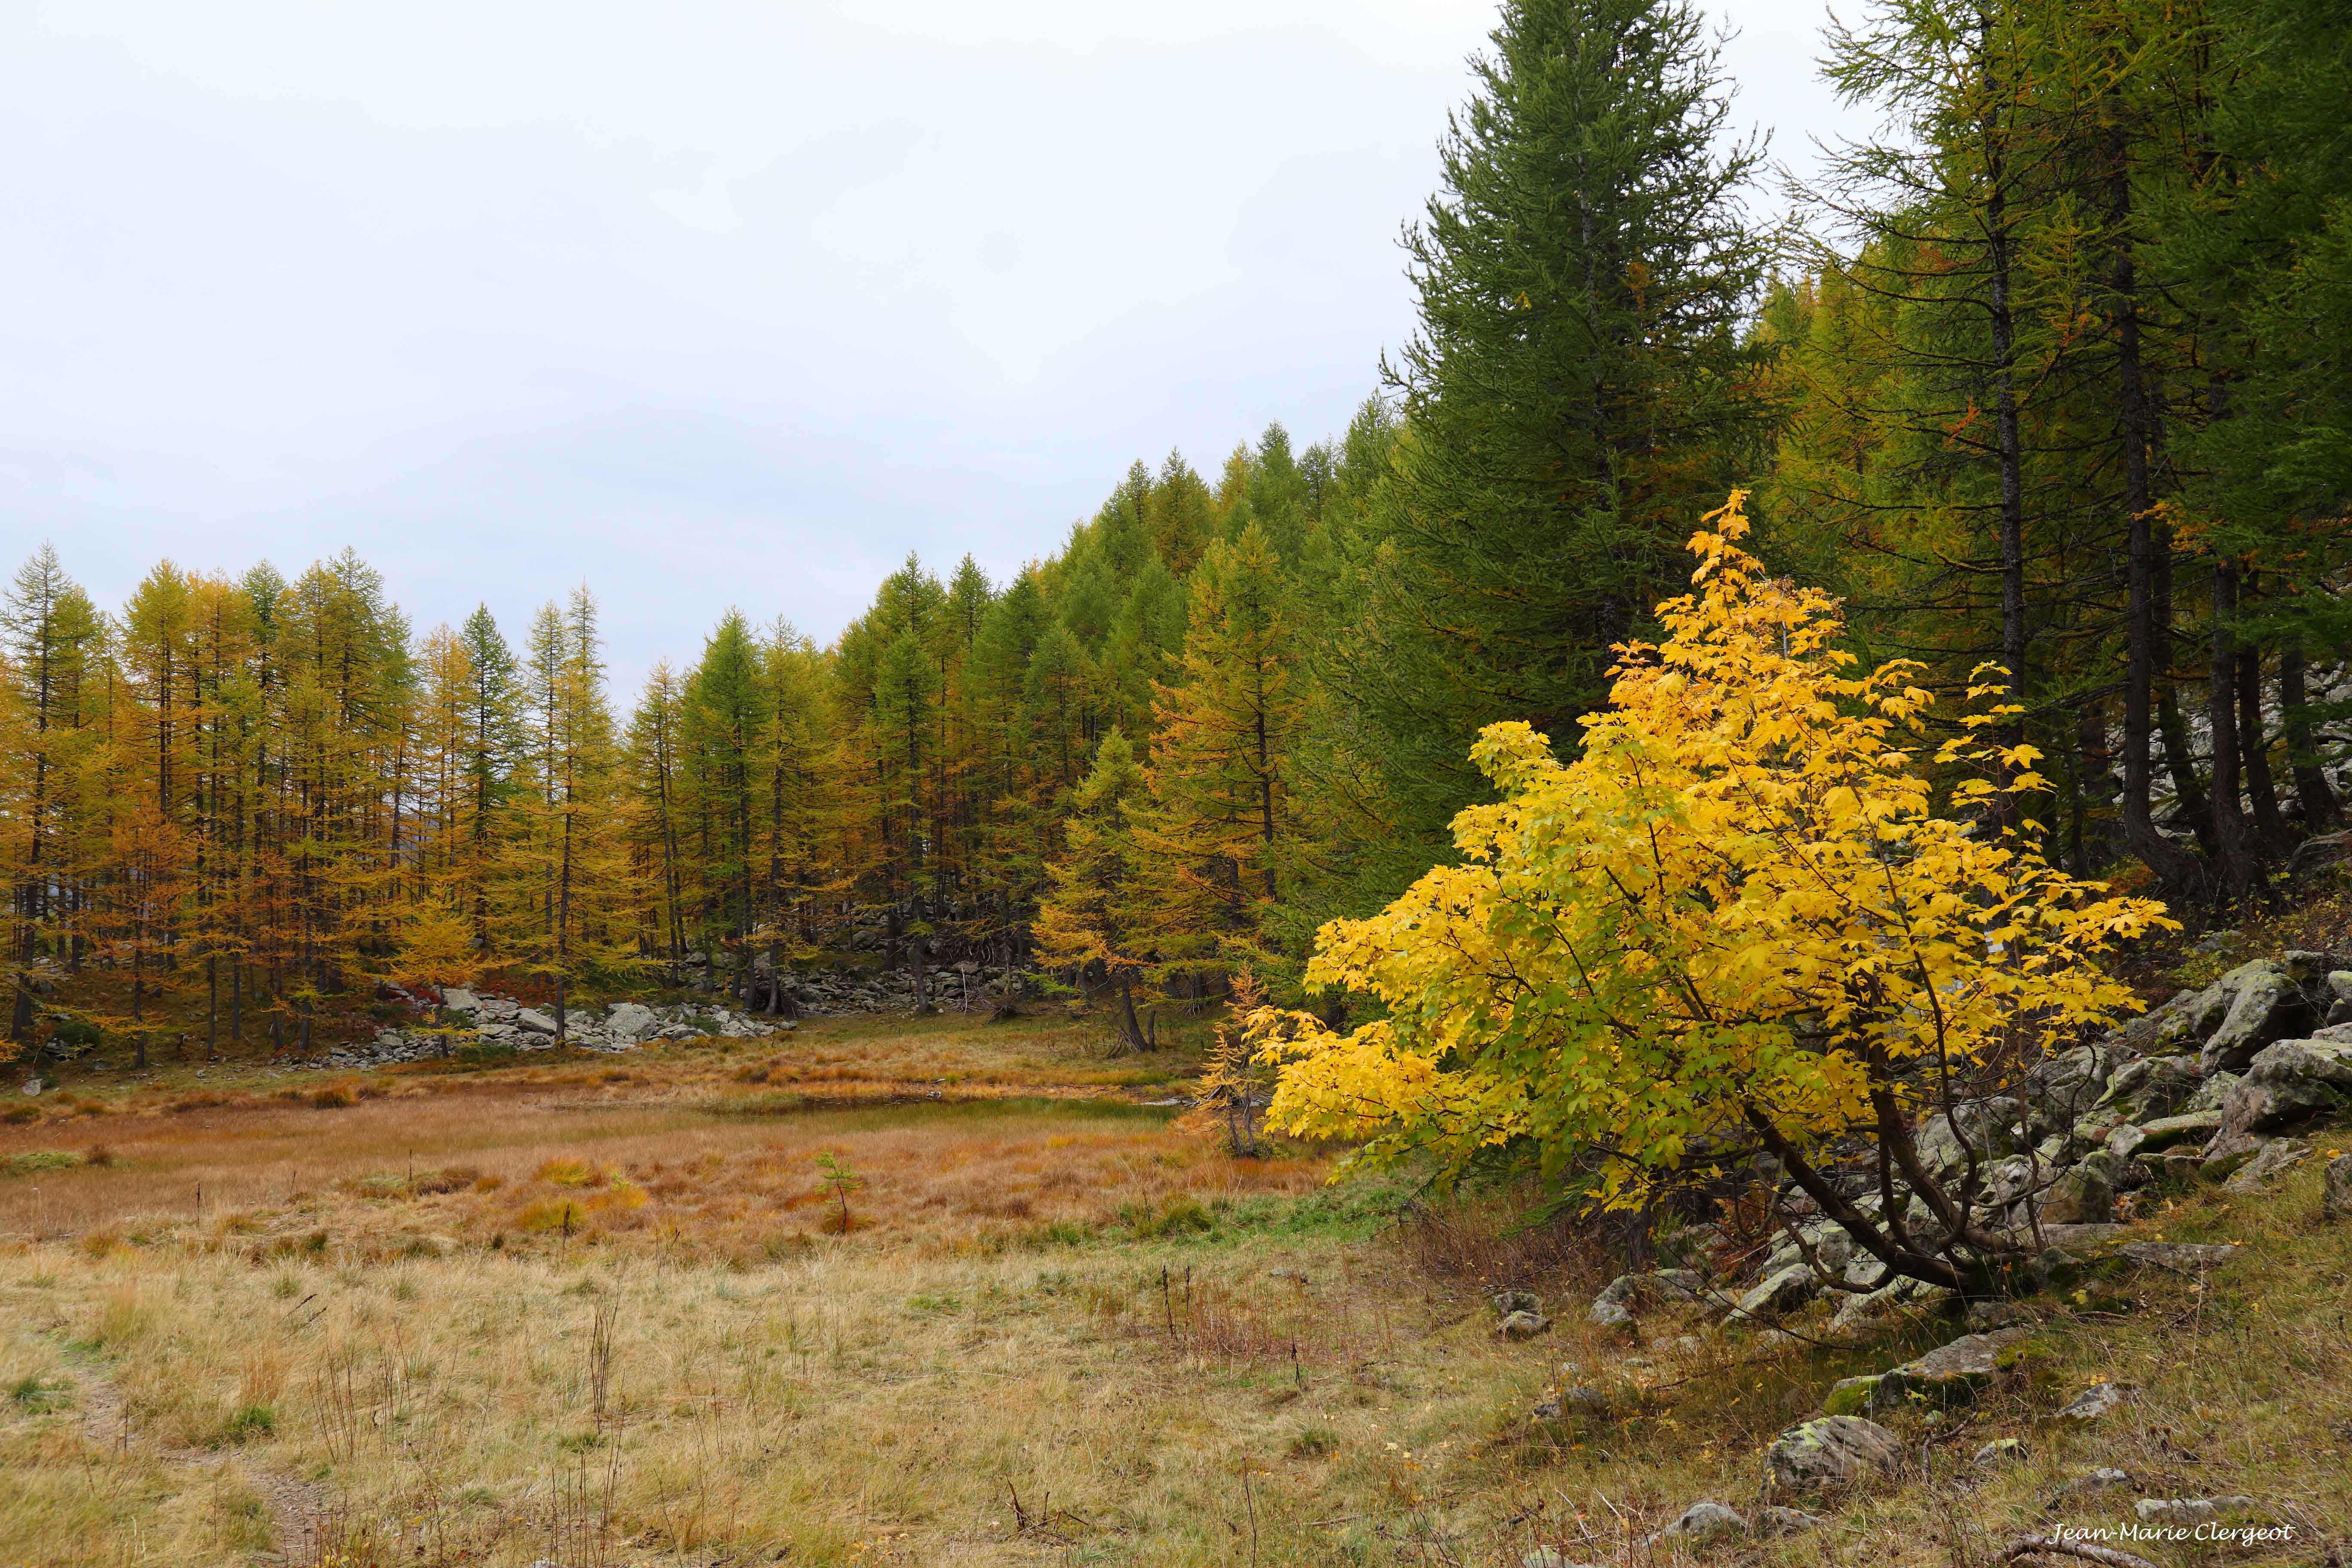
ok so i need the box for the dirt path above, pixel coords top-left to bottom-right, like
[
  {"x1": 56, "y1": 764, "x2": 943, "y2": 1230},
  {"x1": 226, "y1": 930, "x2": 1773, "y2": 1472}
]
[{"x1": 74, "y1": 1359, "x2": 333, "y2": 1562}]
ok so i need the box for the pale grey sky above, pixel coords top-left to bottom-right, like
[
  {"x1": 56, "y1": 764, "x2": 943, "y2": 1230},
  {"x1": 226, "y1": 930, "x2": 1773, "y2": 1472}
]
[{"x1": 3, "y1": 0, "x2": 1858, "y2": 695}]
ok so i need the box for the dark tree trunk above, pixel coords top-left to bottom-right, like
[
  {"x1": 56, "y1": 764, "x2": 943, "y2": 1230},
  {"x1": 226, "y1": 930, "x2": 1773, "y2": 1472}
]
[
  {"x1": 2154, "y1": 535, "x2": 2212, "y2": 847},
  {"x1": 2281, "y1": 645, "x2": 2341, "y2": 830},
  {"x1": 2208, "y1": 558, "x2": 2256, "y2": 896},
  {"x1": 2238, "y1": 644, "x2": 2291, "y2": 854}
]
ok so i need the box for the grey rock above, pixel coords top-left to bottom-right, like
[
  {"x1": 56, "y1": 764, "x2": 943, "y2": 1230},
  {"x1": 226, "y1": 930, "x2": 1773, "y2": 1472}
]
[
  {"x1": 2134, "y1": 1109, "x2": 2226, "y2": 1151},
  {"x1": 514, "y1": 1008, "x2": 558, "y2": 1035},
  {"x1": 2078, "y1": 1146, "x2": 2142, "y2": 1193},
  {"x1": 1916, "y1": 1098, "x2": 2027, "y2": 1180},
  {"x1": 604, "y1": 1001, "x2": 660, "y2": 1044},
  {"x1": 1519, "y1": 1551, "x2": 1601, "y2": 1568},
  {"x1": 2118, "y1": 1241, "x2": 2242, "y2": 1273},
  {"x1": 2051, "y1": 1467, "x2": 2134, "y2": 1499},
  {"x1": 2327, "y1": 1153, "x2": 2352, "y2": 1221},
  {"x1": 2184, "y1": 1070, "x2": 2243, "y2": 1114},
  {"x1": 2024, "y1": 1040, "x2": 2128, "y2": 1124},
  {"x1": 1965, "y1": 1299, "x2": 2035, "y2": 1331},
  {"x1": 1653, "y1": 1500, "x2": 1747, "y2": 1544},
  {"x1": 1494, "y1": 1289, "x2": 1542, "y2": 1317},
  {"x1": 2225, "y1": 1038, "x2": 2352, "y2": 1136},
  {"x1": 2030, "y1": 1164, "x2": 2114, "y2": 1225},
  {"x1": 1972, "y1": 1436, "x2": 2029, "y2": 1466},
  {"x1": 2149, "y1": 981, "x2": 2231, "y2": 1049},
  {"x1": 1869, "y1": 1331, "x2": 2015, "y2": 1414},
  {"x1": 1589, "y1": 1269, "x2": 1700, "y2": 1327},
  {"x1": 1729, "y1": 1263, "x2": 1818, "y2": 1324},
  {"x1": 1753, "y1": 1505, "x2": 1828, "y2": 1536},
  {"x1": 2201, "y1": 960, "x2": 2314, "y2": 1073},
  {"x1": 1762, "y1": 1415, "x2": 1904, "y2": 1494},
  {"x1": 1495, "y1": 1310, "x2": 1552, "y2": 1340},
  {"x1": 2098, "y1": 1055, "x2": 2205, "y2": 1124},
  {"x1": 2135, "y1": 1496, "x2": 2260, "y2": 1524},
  {"x1": 2055, "y1": 1381, "x2": 2134, "y2": 1421},
  {"x1": 2221, "y1": 1137, "x2": 2307, "y2": 1193},
  {"x1": 440, "y1": 987, "x2": 481, "y2": 1013},
  {"x1": 2191, "y1": 930, "x2": 2240, "y2": 956}
]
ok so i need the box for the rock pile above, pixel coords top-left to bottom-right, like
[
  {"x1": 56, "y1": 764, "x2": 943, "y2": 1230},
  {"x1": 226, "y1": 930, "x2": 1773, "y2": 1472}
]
[
  {"x1": 1568, "y1": 947, "x2": 2350, "y2": 1340},
  {"x1": 316, "y1": 987, "x2": 793, "y2": 1069}
]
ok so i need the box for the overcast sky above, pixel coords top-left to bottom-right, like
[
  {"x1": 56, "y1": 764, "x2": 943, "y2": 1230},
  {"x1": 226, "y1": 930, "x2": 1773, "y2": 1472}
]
[{"x1": 3, "y1": 0, "x2": 1860, "y2": 697}]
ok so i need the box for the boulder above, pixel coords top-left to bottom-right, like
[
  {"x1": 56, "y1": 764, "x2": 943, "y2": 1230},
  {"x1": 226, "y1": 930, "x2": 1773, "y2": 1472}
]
[
  {"x1": 1868, "y1": 1331, "x2": 2015, "y2": 1414},
  {"x1": 2117, "y1": 1241, "x2": 2241, "y2": 1273},
  {"x1": 441, "y1": 987, "x2": 481, "y2": 1013},
  {"x1": 2055, "y1": 1381, "x2": 2133, "y2": 1422},
  {"x1": 1729, "y1": 1264, "x2": 1818, "y2": 1324},
  {"x1": 1495, "y1": 1310, "x2": 1552, "y2": 1340},
  {"x1": 2135, "y1": 1497, "x2": 2260, "y2": 1525},
  {"x1": 2199, "y1": 960, "x2": 2315, "y2": 1073},
  {"x1": 2220, "y1": 1038, "x2": 2352, "y2": 1136},
  {"x1": 1972, "y1": 1437, "x2": 2029, "y2": 1466},
  {"x1": 1652, "y1": 1501, "x2": 1748, "y2": 1544},
  {"x1": 2023, "y1": 1040, "x2": 2128, "y2": 1125},
  {"x1": 2183, "y1": 1070, "x2": 2242, "y2": 1115},
  {"x1": 2096, "y1": 1055, "x2": 2204, "y2": 1124},
  {"x1": 605, "y1": 1001, "x2": 660, "y2": 1044},
  {"x1": 1762, "y1": 1415, "x2": 1904, "y2": 1494},
  {"x1": 1915, "y1": 1098, "x2": 2027, "y2": 1180},
  {"x1": 2146, "y1": 981, "x2": 2232, "y2": 1050},
  {"x1": 1586, "y1": 1269, "x2": 1700, "y2": 1328},
  {"x1": 2326, "y1": 1153, "x2": 2352, "y2": 1221},
  {"x1": 2134, "y1": 1109, "x2": 2226, "y2": 1151},
  {"x1": 2329, "y1": 971, "x2": 2352, "y2": 1026},
  {"x1": 514, "y1": 1008, "x2": 558, "y2": 1036},
  {"x1": 2028, "y1": 1164, "x2": 2114, "y2": 1225},
  {"x1": 2220, "y1": 1137, "x2": 2306, "y2": 1193},
  {"x1": 2051, "y1": 1466, "x2": 2134, "y2": 1499},
  {"x1": 2076, "y1": 1146, "x2": 2142, "y2": 1194},
  {"x1": 1494, "y1": 1288, "x2": 1542, "y2": 1317},
  {"x1": 1753, "y1": 1505, "x2": 1828, "y2": 1536},
  {"x1": 1822, "y1": 1375, "x2": 1880, "y2": 1415}
]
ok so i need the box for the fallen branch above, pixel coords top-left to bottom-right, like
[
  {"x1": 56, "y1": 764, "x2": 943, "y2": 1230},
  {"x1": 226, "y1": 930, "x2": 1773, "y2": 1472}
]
[{"x1": 1998, "y1": 1535, "x2": 2160, "y2": 1568}]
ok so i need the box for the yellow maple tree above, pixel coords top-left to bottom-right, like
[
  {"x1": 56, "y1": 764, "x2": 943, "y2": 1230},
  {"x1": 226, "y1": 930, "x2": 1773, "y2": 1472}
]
[{"x1": 1250, "y1": 493, "x2": 2172, "y2": 1289}]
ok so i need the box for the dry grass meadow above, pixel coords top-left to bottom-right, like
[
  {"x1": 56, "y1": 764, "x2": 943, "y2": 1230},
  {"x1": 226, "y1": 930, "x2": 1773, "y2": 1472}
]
[{"x1": 0, "y1": 1007, "x2": 2346, "y2": 1567}]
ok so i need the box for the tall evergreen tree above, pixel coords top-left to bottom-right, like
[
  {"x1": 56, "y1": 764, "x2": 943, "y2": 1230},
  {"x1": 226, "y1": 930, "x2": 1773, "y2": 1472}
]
[{"x1": 1341, "y1": 0, "x2": 1773, "y2": 854}]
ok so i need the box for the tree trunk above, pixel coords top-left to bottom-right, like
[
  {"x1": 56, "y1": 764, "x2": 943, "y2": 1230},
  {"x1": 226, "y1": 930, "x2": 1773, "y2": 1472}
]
[
  {"x1": 2154, "y1": 535, "x2": 2212, "y2": 846},
  {"x1": 2113, "y1": 153, "x2": 2200, "y2": 887},
  {"x1": 2281, "y1": 645, "x2": 2341, "y2": 830},
  {"x1": 909, "y1": 894, "x2": 931, "y2": 1014},
  {"x1": 1981, "y1": 24, "x2": 2030, "y2": 824},
  {"x1": 2208, "y1": 557, "x2": 2256, "y2": 897},
  {"x1": 2237, "y1": 644, "x2": 2291, "y2": 854}
]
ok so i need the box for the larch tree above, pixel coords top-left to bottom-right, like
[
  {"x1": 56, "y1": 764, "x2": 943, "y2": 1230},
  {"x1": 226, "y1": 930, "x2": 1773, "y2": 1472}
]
[
  {"x1": 1133, "y1": 523, "x2": 1301, "y2": 994},
  {"x1": 1033, "y1": 727, "x2": 1154, "y2": 1051}
]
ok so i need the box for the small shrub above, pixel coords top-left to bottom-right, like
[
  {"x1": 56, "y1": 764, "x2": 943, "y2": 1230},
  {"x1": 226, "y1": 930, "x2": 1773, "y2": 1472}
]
[
  {"x1": 82, "y1": 1143, "x2": 114, "y2": 1167},
  {"x1": 309, "y1": 1082, "x2": 357, "y2": 1109},
  {"x1": 223, "y1": 1404, "x2": 276, "y2": 1443},
  {"x1": 9, "y1": 1376, "x2": 66, "y2": 1413},
  {"x1": 535, "y1": 1157, "x2": 599, "y2": 1188},
  {"x1": 2, "y1": 1104, "x2": 39, "y2": 1124},
  {"x1": 453, "y1": 1040, "x2": 519, "y2": 1069}
]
